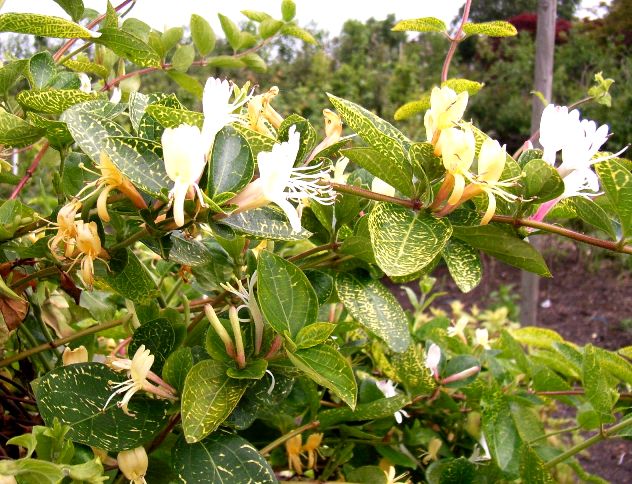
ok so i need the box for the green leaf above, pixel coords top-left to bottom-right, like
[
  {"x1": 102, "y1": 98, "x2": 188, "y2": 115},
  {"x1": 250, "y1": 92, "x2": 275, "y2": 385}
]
[
  {"x1": 481, "y1": 387, "x2": 521, "y2": 477},
  {"x1": 28, "y1": 113, "x2": 73, "y2": 149},
  {"x1": 280, "y1": 24, "x2": 317, "y2": 44},
  {"x1": 162, "y1": 347, "x2": 194, "y2": 394},
  {"x1": 426, "y1": 457, "x2": 476, "y2": 484},
  {"x1": 318, "y1": 395, "x2": 409, "y2": 428},
  {"x1": 278, "y1": 114, "x2": 316, "y2": 164},
  {"x1": 167, "y1": 71, "x2": 204, "y2": 99},
  {"x1": 62, "y1": 58, "x2": 109, "y2": 78},
  {"x1": 95, "y1": 249, "x2": 160, "y2": 304},
  {"x1": 27, "y1": 51, "x2": 55, "y2": 89},
  {"x1": 0, "y1": 200, "x2": 35, "y2": 240},
  {"x1": 0, "y1": 107, "x2": 44, "y2": 148},
  {"x1": 53, "y1": 0, "x2": 85, "y2": 22},
  {"x1": 392, "y1": 345, "x2": 436, "y2": 395},
  {"x1": 218, "y1": 13, "x2": 241, "y2": 50},
  {"x1": 509, "y1": 327, "x2": 563, "y2": 349},
  {"x1": 241, "y1": 10, "x2": 272, "y2": 22},
  {"x1": 190, "y1": 14, "x2": 216, "y2": 56},
  {"x1": 17, "y1": 89, "x2": 101, "y2": 115},
  {"x1": 208, "y1": 126, "x2": 254, "y2": 197},
  {"x1": 343, "y1": 147, "x2": 414, "y2": 197},
  {"x1": 463, "y1": 21, "x2": 518, "y2": 37},
  {"x1": 233, "y1": 124, "x2": 275, "y2": 158},
  {"x1": 519, "y1": 444, "x2": 555, "y2": 483},
  {"x1": 557, "y1": 196, "x2": 617, "y2": 239},
  {"x1": 583, "y1": 345, "x2": 617, "y2": 424},
  {"x1": 594, "y1": 347, "x2": 632, "y2": 384},
  {"x1": 521, "y1": 159, "x2": 564, "y2": 203},
  {"x1": 295, "y1": 322, "x2": 336, "y2": 349},
  {"x1": 172, "y1": 433, "x2": 276, "y2": 483},
  {"x1": 281, "y1": 0, "x2": 297, "y2": 21},
  {"x1": 221, "y1": 206, "x2": 312, "y2": 241},
  {"x1": 257, "y1": 251, "x2": 318, "y2": 338},
  {"x1": 0, "y1": 59, "x2": 28, "y2": 93},
  {"x1": 60, "y1": 101, "x2": 130, "y2": 163},
  {"x1": 393, "y1": 98, "x2": 430, "y2": 121},
  {"x1": 226, "y1": 359, "x2": 268, "y2": 380},
  {"x1": 181, "y1": 360, "x2": 247, "y2": 443},
  {"x1": 392, "y1": 17, "x2": 447, "y2": 33},
  {"x1": 287, "y1": 344, "x2": 357, "y2": 408},
  {"x1": 410, "y1": 142, "x2": 444, "y2": 182},
  {"x1": 171, "y1": 44, "x2": 195, "y2": 72},
  {"x1": 346, "y1": 466, "x2": 388, "y2": 484},
  {"x1": 145, "y1": 104, "x2": 204, "y2": 129},
  {"x1": 161, "y1": 27, "x2": 183, "y2": 53},
  {"x1": 95, "y1": 28, "x2": 161, "y2": 67},
  {"x1": 0, "y1": 13, "x2": 97, "y2": 38},
  {"x1": 260, "y1": 18, "x2": 283, "y2": 39},
  {"x1": 0, "y1": 458, "x2": 64, "y2": 483},
  {"x1": 169, "y1": 232, "x2": 215, "y2": 266},
  {"x1": 35, "y1": 363, "x2": 170, "y2": 451},
  {"x1": 328, "y1": 94, "x2": 412, "y2": 181},
  {"x1": 453, "y1": 224, "x2": 550, "y2": 276},
  {"x1": 206, "y1": 55, "x2": 247, "y2": 69},
  {"x1": 103, "y1": 136, "x2": 171, "y2": 199},
  {"x1": 129, "y1": 318, "x2": 178, "y2": 374},
  {"x1": 442, "y1": 240, "x2": 481, "y2": 293},
  {"x1": 595, "y1": 159, "x2": 632, "y2": 240},
  {"x1": 368, "y1": 203, "x2": 452, "y2": 277},
  {"x1": 335, "y1": 272, "x2": 411, "y2": 353}
]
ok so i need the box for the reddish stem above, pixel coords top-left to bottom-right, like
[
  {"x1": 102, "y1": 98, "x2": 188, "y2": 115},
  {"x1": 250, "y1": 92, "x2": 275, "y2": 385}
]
[
  {"x1": 441, "y1": 0, "x2": 472, "y2": 82},
  {"x1": 9, "y1": 142, "x2": 49, "y2": 200}
]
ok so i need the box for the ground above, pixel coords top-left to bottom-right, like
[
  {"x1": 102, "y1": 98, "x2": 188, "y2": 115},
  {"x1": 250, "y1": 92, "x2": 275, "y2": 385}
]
[{"x1": 394, "y1": 236, "x2": 632, "y2": 483}]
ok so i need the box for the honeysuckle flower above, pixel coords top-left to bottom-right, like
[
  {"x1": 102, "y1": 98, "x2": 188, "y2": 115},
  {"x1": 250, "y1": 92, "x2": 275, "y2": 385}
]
[
  {"x1": 204, "y1": 304, "x2": 235, "y2": 358},
  {"x1": 384, "y1": 465, "x2": 411, "y2": 484},
  {"x1": 109, "y1": 87, "x2": 122, "y2": 104},
  {"x1": 229, "y1": 306, "x2": 246, "y2": 369},
  {"x1": 74, "y1": 221, "x2": 105, "y2": 289},
  {"x1": 436, "y1": 126, "x2": 476, "y2": 205},
  {"x1": 247, "y1": 86, "x2": 283, "y2": 136},
  {"x1": 376, "y1": 379, "x2": 410, "y2": 424},
  {"x1": 447, "y1": 315, "x2": 469, "y2": 343},
  {"x1": 117, "y1": 447, "x2": 148, "y2": 484},
  {"x1": 104, "y1": 345, "x2": 177, "y2": 416},
  {"x1": 62, "y1": 345, "x2": 88, "y2": 365},
  {"x1": 331, "y1": 157, "x2": 350, "y2": 184},
  {"x1": 228, "y1": 125, "x2": 336, "y2": 232},
  {"x1": 474, "y1": 328, "x2": 491, "y2": 350},
  {"x1": 161, "y1": 124, "x2": 208, "y2": 227},
  {"x1": 539, "y1": 104, "x2": 580, "y2": 165},
  {"x1": 48, "y1": 200, "x2": 81, "y2": 259},
  {"x1": 457, "y1": 137, "x2": 519, "y2": 224},
  {"x1": 425, "y1": 86, "x2": 469, "y2": 149},
  {"x1": 302, "y1": 433, "x2": 324, "y2": 470},
  {"x1": 202, "y1": 77, "x2": 250, "y2": 155},
  {"x1": 286, "y1": 434, "x2": 303, "y2": 475},
  {"x1": 308, "y1": 109, "x2": 344, "y2": 162},
  {"x1": 220, "y1": 274, "x2": 265, "y2": 354},
  {"x1": 372, "y1": 177, "x2": 396, "y2": 197},
  {"x1": 78, "y1": 73, "x2": 92, "y2": 93},
  {"x1": 425, "y1": 343, "x2": 441, "y2": 379},
  {"x1": 421, "y1": 438, "x2": 443, "y2": 464},
  {"x1": 472, "y1": 433, "x2": 492, "y2": 462}
]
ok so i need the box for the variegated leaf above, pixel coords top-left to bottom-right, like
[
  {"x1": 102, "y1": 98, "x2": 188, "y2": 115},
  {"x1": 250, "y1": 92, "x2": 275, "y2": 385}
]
[
  {"x1": 233, "y1": 124, "x2": 276, "y2": 158},
  {"x1": 368, "y1": 203, "x2": 452, "y2": 277},
  {"x1": 335, "y1": 272, "x2": 411, "y2": 353},
  {"x1": 17, "y1": 89, "x2": 102, "y2": 115},
  {"x1": 442, "y1": 240, "x2": 482, "y2": 293},
  {"x1": 95, "y1": 28, "x2": 161, "y2": 68},
  {"x1": 0, "y1": 13, "x2": 97, "y2": 39},
  {"x1": 145, "y1": 104, "x2": 203, "y2": 129},
  {"x1": 220, "y1": 206, "x2": 312, "y2": 241},
  {"x1": 0, "y1": 107, "x2": 44, "y2": 148}
]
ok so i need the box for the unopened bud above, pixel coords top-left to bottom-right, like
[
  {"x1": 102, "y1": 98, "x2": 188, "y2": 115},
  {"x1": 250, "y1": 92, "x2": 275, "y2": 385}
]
[{"x1": 117, "y1": 447, "x2": 148, "y2": 483}]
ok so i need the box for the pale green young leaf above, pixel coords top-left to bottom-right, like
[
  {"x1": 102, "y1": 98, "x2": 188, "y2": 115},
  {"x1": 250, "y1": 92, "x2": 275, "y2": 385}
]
[
  {"x1": 260, "y1": 18, "x2": 283, "y2": 39},
  {"x1": 281, "y1": 0, "x2": 296, "y2": 21},
  {"x1": 280, "y1": 24, "x2": 317, "y2": 44},
  {"x1": 27, "y1": 51, "x2": 55, "y2": 89},
  {"x1": 206, "y1": 55, "x2": 247, "y2": 69},
  {"x1": 190, "y1": 14, "x2": 216, "y2": 56},
  {"x1": 394, "y1": 97, "x2": 430, "y2": 121},
  {"x1": 218, "y1": 13, "x2": 241, "y2": 50},
  {"x1": 95, "y1": 28, "x2": 161, "y2": 67},
  {"x1": 595, "y1": 159, "x2": 632, "y2": 240},
  {"x1": 583, "y1": 345, "x2": 617, "y2": 424},
  {"x1": 63, "y1": 58, "x2": 109, "y2": 78},
  {"x1": 521, "y1": 158, "x2": 564, "y2": 203},
  {"x1": 463, "y1": 21, "x2": 518, "y2": 37},
  {"x1": 0, "y1": 59, "x2": 28, "y2": 92},
  {"x1": 52, "y1": 0, "x2": 85, "y2": 22},
  {"x1": 161, "y1": 26, "x2": 183, "y2": 53},
  {"x1": 0, "y1": 12, "x2": 97, "y2": 38},
  {"x1": 241, "y1": 10, "x2": 272, "y2": 22},
  {"x1": 16, "y1": 89, "x2": 101, "y2": 115},
  {"x1": 167, "y1": 71, "x2": 204, "y2": 99},
  {"x1": 171, "y1": 44, "x2": 195, "y2": 72},
  {"x1": 392, "y1": 17, "x2": 447, "y2": 33}
]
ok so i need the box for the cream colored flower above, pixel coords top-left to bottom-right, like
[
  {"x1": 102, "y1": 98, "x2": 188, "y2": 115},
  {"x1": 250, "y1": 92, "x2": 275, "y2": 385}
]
[
  {"x1": 425, "y1": 86, "x2": 468, "y2": 148},
  {"x1": 302, "y1": 433, "x2": 323, "y2": 470},
  {"x1": 474, "y1": 328, "x2": 491, "y2": 350},
  {"x1": 308, "y1": 109, "x2": 344, "y2": 162},
  {"x1": 220, "y1": 274, "x2": 265, "y2": 355},
  {"x1": 286, "y1": 434, "x2": 303, "y2": 475},
  {"x1": 74, "y1": 221, "x2": 105, "y2": 289},
  {"x1": 247, "y1": 86, "x2": 282, "y2": 136},
  {"x1": 48, "y1": 200, "x2": 82, "y2": 259},
  {"x1": 117, "y1": 447, "x2": 148, "y2": 484},
  {"x1": 161, "y1": 124, "x2": 208, "y2": 227},
  {"x1": 436, "y1": 126, "x2": 476, "y2": 205},
  {"x1": 447, "y1": 316, "x2": 469, "y2": 342},
  {"x1": 376, "y1": 380, "x2": 409, "y2": 424},
  {"x1": 229, "y1": 126, "x2": 335, "y2": 232},
  {"x1": 62, "y1": 345, "x2": 88, "y2": 365},
  {"x1": 372, "y1": 177, "x2": 396, "y2": 197}
]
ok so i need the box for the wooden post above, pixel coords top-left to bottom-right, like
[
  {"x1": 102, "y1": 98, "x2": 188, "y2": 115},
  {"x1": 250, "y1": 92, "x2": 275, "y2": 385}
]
[{"x1": 520, "y1": 0, "x2": 557, "y2": 326}]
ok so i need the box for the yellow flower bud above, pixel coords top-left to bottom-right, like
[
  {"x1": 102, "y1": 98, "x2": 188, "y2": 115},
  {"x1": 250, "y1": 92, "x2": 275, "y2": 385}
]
[
  {"x1": 117, "y1": 447, "x2": 148, "y2": 484},
  {"x1": 62, "y1": 345, "x2": 88, "y2": 365}
]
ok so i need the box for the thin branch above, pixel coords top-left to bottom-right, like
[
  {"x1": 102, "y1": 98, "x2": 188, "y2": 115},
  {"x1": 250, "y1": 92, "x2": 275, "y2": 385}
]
[
  {"x1": 9, "y1": 141, "x2": 50, "y2": 200},
  {"x1": 330, "y1": 182, "x2": 420, "y2": 209},
  {"x1": 441, "y1": 0, "x2": 472, "y2": 82},
  {"x1": 288, "y1": 242, "x2": 339, "y2": 262}
]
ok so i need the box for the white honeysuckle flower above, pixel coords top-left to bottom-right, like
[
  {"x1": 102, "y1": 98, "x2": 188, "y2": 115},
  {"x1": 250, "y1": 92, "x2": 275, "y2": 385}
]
[
  {"x1": 161, "y1": 124, "x2": 208, "y2": 227},
  {"x1": 539, "y1": 104, "x2": 580, "y2": 165},
  {"x1": 109, "y1": 87, "x2": 122, "y2": 104},
  {"x1": 220, "y1": 273, "x2": 265, "y2": 354},
  {"x1": 447, "y1": 316, "x2": 469, "y2": 340},
  {"x1": 425, "y1": 86, "x2": 469, "y2": 146},
  {"x1": 474, "y1": 328, "x2": 491, "y2": 350},
  {"x1": 436, "y1": 126, "x2": 476, "y2": 205},
  {"x1": 371, "y1": 177, "x2": 396, "y2": 197},
  {"x1": 201, "y1": 77, "x2": 250, "y2": 155},
  {"x1": 376, "y1": 379, "x2": 410, "y2": 424},
  {"x1": 332, "y1": 157, "x2": 350, "y2": 184},
  {"x1": 425, "y1": 343, "x2": 442, "y2": 377},
  {"x1": 78, "y1": 73, "x2": 92, "y2": 93},
  {"x1": 117, "y1": 447, "x2": 148, "y2": 484},
  {"x1": 228, "y1": 125, "x2": 335, "y2": 232},
  {"x1": 104, "y1": 345, "x2": 176, "y2": 416}
]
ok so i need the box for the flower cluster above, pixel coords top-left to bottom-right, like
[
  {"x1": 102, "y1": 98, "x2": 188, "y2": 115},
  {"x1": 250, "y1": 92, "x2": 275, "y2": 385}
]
[
  {"x1": 426, "y1": 86, "x2": 518, "y2": 224},
  {"x1": 285, "y1": 432, "x2": 324, "y2": 475}
]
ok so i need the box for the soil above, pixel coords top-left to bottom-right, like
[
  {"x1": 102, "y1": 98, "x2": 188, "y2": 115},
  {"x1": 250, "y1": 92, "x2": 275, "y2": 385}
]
[{"x1": 390, "y1": 236, "x2": 632, "y2": 483}]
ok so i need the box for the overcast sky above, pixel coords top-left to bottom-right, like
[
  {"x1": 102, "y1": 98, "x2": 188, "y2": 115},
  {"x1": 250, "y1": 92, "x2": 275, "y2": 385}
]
[{"x1": 2, "y1": 0, "x2": 610, "y2": 36}]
